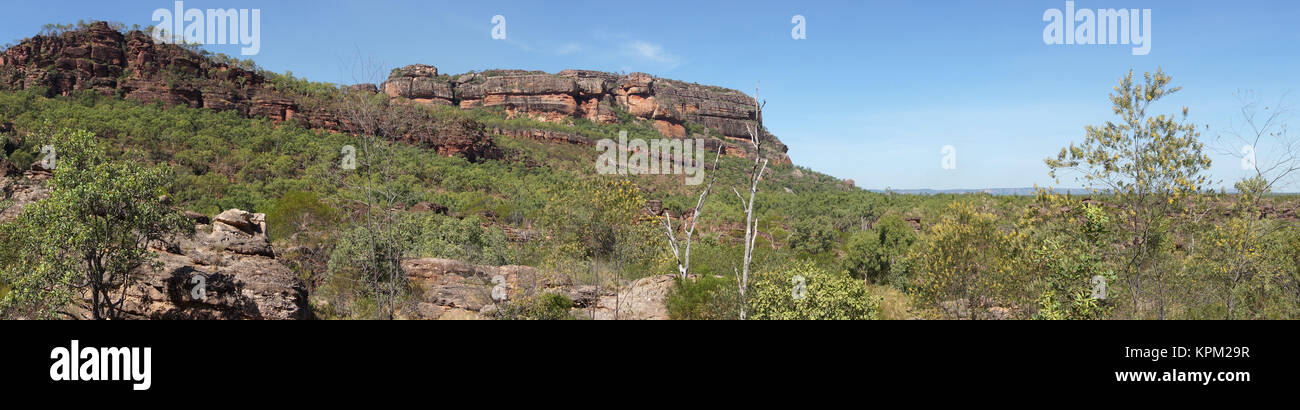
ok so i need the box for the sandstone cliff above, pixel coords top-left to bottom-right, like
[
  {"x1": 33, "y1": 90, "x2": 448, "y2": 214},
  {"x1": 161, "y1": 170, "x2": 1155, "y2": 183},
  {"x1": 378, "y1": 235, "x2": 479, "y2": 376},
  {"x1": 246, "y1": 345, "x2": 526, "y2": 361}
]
[
  {"x1": 0, "y1": 22, "x2": 790, "y2": 164},
  {"x1": 0, "y1": 22, "x2": 498, "y2": 161},
  {"x1": 386, "y1": 65, "x2": 790, "y2": 163}
]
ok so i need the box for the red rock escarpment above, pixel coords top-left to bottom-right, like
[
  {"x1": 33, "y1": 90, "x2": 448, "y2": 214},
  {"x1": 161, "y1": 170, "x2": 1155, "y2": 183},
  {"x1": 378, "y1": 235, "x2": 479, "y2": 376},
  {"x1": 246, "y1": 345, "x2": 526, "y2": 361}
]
[
  {"x1": 0, "y1": 22, "x2": 498, "y2": 161},
  {"x1": 386, "y1": 66, "x2": 790, "y2": 163},
  {"x1": 0, "y1": 22, "x2": 790, "y2": 164}
]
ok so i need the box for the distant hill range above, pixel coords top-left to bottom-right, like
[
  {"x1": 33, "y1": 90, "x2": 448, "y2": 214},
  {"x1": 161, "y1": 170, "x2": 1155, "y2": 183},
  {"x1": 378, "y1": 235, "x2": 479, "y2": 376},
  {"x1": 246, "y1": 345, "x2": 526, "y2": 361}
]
[
  {"x1": 867, "y1": 187, "x2": 1096, "y2": 196},
  {"x1": 870, "y1": 187, "x2": 1299, "y2": 196}
]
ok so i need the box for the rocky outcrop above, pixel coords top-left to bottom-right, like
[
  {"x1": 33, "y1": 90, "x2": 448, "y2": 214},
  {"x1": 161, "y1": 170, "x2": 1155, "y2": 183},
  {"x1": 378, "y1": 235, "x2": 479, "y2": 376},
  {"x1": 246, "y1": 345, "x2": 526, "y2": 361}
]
[
  {"x1": 110, "y1": 209, "x2": 310, "y2": 319},
  {"x1": 0, "y1": 170, "x2": 52, "y2": 222},
  {"x1": 0, "y1": 170, "x2": 307, "y2": 319},
  {"x1": 209, "y1": 209, "x2": 275, "y2": 257},
  {"x1": 383, "y1": 65, "x2": 790, "y2": 163},
  {"x1": 408, "y1": 201, "x2": 449, "y2": 214},
  {"x1": 1, "y1": 22, "x2": 790, "y2": 164},
  {"x1": 0, "y1": 22, "x2": 499, "y2": 161},
  {"x1": 401, "y1": 258, "x2": 571, "y2": 319},
  {"x1": 400, "y1": 257, "x2": 673, "y2": 320},
  {"x1": 455, "y1": 74, "x2": 581, "y2": 121},
  {"x1": 383, "y1": 64, "x2": 454, "y2": 107}
]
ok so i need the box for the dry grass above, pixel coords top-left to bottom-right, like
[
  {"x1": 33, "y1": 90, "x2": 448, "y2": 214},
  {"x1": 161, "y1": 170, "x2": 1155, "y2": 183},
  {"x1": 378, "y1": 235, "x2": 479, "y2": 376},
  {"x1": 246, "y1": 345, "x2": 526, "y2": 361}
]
[{"x1": 868, "y1": 284, "x2": 916, "y2": 320}]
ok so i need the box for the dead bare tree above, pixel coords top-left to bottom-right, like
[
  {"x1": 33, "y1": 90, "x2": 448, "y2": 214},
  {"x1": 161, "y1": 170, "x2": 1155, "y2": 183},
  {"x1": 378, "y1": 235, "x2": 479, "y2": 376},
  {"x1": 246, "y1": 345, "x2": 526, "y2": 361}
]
[
  {"x1": 1215, "y1": 90, "x2": 1300, "y2": 196},
  {"x1": 1210, "y1": 91, "x2": 1299, "y2": 318},
  {"x1": 733, "y1": 86, "x2": 768, "y2": 320},
  {"x1": 331, "y1": 52, "x2": 411, "y2": 319},
  {"x1": 661, "y1": 148, "x2": 722, "y2": 280}
]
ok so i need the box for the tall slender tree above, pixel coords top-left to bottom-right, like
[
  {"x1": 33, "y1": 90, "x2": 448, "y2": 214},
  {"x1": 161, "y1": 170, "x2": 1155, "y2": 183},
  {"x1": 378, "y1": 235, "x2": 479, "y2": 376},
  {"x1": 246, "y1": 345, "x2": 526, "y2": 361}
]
[
  {"x1": 1046, "y1": 69, "x2": 1213, "y2": 319},
  {"x1": 661, "y1": 148, "x2": 721, "y2": 280},
  {"x1": 733, "y1": 86, "x2": 768, "y2": 320}
]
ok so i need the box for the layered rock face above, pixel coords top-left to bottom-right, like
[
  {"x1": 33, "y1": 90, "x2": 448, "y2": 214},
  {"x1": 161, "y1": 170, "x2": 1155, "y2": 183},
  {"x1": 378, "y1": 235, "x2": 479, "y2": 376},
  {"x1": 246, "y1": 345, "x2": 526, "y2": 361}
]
[
  {"x1": 385, "y1": 67, "x2": 791, "y2": 163},
  {"x1": 0, "y1": 21, "x2": 789, "y2": 163},
  {"x1": 0, "y1": 22, "x2": 498, "y2": 161}
]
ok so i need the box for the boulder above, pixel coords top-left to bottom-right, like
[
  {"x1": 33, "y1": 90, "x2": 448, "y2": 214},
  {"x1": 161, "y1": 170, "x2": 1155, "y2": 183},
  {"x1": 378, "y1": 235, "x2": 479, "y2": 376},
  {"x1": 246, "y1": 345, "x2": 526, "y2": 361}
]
[
  {"x1": 645, "y1": 199, "x2": 663, "y2": 216},
  {"x1": 210, "y1": 208, "x2": 273, "y2": 257},
  {"x1": 409, "y1": 201, "x2": 449, "y2": 214},
  {"x1": 214, "y1": 208, "x2": 261, "y2": 234},
  {"x1": 84, "y1": 208, "x2": 310, "y2": 319}
]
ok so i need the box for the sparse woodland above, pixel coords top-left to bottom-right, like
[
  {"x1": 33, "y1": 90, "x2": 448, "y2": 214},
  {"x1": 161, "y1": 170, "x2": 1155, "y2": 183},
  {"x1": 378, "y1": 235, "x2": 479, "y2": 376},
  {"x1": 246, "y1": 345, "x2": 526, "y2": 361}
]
[{"x1": 0, "y1": 26, "x2": 1296, "y2": 320}]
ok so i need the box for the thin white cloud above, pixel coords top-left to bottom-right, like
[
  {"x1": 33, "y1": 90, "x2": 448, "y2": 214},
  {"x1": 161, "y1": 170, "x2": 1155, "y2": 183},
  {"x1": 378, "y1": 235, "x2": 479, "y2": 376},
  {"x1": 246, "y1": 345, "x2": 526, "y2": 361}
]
[
  {"x1": 623, "y1": 41, "x2": 681, "y2": 68},
  {"x1": 556, "y1": 42, "x2": 583, "y2": 55},
  {"x1": 503, "y1": 37, "x2": 534, "y2": 52}
]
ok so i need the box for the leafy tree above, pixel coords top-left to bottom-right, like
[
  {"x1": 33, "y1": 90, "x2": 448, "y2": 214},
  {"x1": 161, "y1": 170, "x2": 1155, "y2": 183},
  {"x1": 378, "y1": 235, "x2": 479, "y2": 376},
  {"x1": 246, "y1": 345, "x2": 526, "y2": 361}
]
[
  {"x1": 1045, "y1": 69, "x2": 1213, "y2": 319},
  {"x1": 843, "y1": 214, "x2": 917, "y2": 283},
  {"x1": 537, "y1": 178, "x2": 665, "y2": 289},
  {"x1": 323, "y1": 221, "x2": 412, "y2": 319},
  {"x1": 266, "y1": 190, "x2": 339, "y2": 287},
  {"x1": 789, "y1": 215, "x2": 837, "y2": 255},
  {"x1": 1273, "y1": 228, "x2": 1300, "y2": 318},
  {"x1": 0, "y1": 129, "x2": 192, "y2": 319},
  {"x1": 5, "y1": 143, "x2": 34, "y2": 171}
]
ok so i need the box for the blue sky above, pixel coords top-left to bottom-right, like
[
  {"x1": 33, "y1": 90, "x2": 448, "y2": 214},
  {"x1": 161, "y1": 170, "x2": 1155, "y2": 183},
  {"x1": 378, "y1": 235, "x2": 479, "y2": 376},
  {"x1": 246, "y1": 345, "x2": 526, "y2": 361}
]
[{"x1": 3, "y1": 0, "x2": 1298, "y2": 190}]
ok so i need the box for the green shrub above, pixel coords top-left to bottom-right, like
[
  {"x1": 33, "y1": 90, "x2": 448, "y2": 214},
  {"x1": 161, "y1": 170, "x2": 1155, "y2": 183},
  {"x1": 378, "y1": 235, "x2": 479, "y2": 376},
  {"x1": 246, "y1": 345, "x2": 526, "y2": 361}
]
[
  {"x1": 748, "y1": 260, "x2": 879, "y2": 320},
  {"x1": 527, "y1": 293, "x2": 574, "y2": 320},
  {"x1": 1028, "y1": 202, "x2": 1116, "y2": 320},
  {"x1": 497, "y1": 292, "x2": 574, "y2": 320},
  {"x1": 909, "y1": 201, "x2": 1026, "y2": 319},
  {"x1": 1029, "y1": 238, "x2": 1115, "y2": 320},
  {"x1": 266, "y1": 190, "x2": 336, "y2": 242},
  {"x1": 6, "y1": 147, "x2": 33, "y2": 171},
  {"x1": 666, "y1": 275, "x2": 741, "y2": 320},
  {"x1": 402, "y1": 213, "x2": 510, "y2": 266}
]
